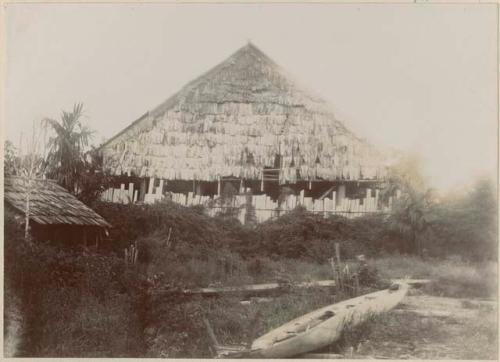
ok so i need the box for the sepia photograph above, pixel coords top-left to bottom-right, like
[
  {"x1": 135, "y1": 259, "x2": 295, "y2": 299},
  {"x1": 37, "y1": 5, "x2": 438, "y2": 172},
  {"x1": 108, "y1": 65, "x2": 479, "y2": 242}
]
[{"x1": 2, "y1": 1, "x2": 498, "y2": 359}]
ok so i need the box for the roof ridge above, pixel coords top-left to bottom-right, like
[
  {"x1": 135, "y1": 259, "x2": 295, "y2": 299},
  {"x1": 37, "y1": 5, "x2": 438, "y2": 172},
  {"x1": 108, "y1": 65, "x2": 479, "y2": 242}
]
[{"x1": 149, "y1": 41, "x2": 280, "y2": 116}]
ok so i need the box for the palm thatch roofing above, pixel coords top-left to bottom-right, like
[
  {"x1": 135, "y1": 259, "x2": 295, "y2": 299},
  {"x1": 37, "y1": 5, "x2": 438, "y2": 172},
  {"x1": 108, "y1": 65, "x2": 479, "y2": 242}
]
[
  {"x1": 4, "y1": 176, "x2": 111, "y2": 228},
  {"x1": 101, "y1": 42, "x2": 393, "y2": 182}
]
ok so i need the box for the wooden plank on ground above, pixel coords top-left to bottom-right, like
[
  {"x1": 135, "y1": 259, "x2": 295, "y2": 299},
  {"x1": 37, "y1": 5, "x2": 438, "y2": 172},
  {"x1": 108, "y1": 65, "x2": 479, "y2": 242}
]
[
  {"x1": 156, "y1": 280, "x2": 337, "y2": 298},
  {"x1": 155, "y1": 278, "x2": 431, "y2": 298}
]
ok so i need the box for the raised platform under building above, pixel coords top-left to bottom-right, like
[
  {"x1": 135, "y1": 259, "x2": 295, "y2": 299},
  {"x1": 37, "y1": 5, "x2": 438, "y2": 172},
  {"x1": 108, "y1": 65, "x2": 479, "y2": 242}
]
[{"x1": 100, "y1": 176, "x2": 397, "y2": 224}]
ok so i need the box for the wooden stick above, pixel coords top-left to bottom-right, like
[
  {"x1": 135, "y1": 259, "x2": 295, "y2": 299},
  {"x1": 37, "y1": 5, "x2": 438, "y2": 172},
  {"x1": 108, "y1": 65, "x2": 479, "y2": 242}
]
[
  {"x1": 202, "y1": 316, "x2": 220, "y2": 353},
  {"x1": 164, "y1": 227, "x2": 172, "y2": 248},
  {"x1": 133, "y1": 246, "x2": 139, "y2": 264},
  {"x1": 334, "y1": 243, "x2": 344, "y2": 292}
]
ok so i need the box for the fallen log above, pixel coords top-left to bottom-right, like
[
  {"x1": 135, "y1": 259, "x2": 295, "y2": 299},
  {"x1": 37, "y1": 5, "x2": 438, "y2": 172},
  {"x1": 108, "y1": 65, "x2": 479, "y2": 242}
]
[
  {"x1": 154, "y1": 279, "x2": 431, "y2": 298},
  {"x1": 155, "y1": 280, "x2": 336, "y2": 298}
]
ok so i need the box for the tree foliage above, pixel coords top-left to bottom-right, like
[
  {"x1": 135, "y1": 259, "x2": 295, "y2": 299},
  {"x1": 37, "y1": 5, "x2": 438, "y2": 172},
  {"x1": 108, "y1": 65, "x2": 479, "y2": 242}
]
[
  {"x1": 382, "y1": 155, "x2": 434, "y2": 255},
  {"x1": 43, "y1": 103, "x2": 111, "y2": 204},
  {"x1": 430, "y1": 177, "x2": 497, "y2": 260},
  {"x1": 44, "y1": 103, "x2": 94, "y2": 193},
  {"x1": 77, "y1": 147, "x2": 113, "y2": 206}
]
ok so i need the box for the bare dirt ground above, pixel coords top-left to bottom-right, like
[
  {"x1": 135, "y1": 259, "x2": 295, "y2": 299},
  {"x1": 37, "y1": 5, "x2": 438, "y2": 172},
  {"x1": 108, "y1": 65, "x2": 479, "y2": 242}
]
[{"x1": 341, "y1": 289, "x2": 498, "y2": 360}]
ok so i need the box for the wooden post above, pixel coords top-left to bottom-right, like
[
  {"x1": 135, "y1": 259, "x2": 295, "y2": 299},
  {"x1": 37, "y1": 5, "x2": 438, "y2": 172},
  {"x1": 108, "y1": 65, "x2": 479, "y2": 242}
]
[
  {"x1": 329, "y1": 257, "x2": 336, "y2": 280},
  {"x1": 354, "y1": 273, "x2": 360, "y2": 296},
  {"x1": 139, "y1": 178, "x2": 147, "y2": 202},
  {"x1": 157, "y1": 179, "x2": 164, "y2": 196},
  {"x1": 329, "y1": 257, "x2": 340, "y2": 293},
  {"x1": 334, "y1": 242, "x2": 343, "y2": 292},
  {"x1": 133, "y1": 242, "x2": 139, "y2": 264},
  {"x1": 335, "y1": 242, "x2": 341, "y2": 265},
  {"x1": 164, "y1": 227, "x2": 172, "y2": 248},
  {"x1": 336, "y1": 184, "x2": 346, "y2": 206},
  {"x1": 120, "y1": 183, "x2": 125, "y2": 204},
  {"x1": 217, "y1": 176, "x2": 221, "y2": 196},
  {"x1": 196, "y1": 181, "x2": 202, "y2": 196},
  {"x1": 148, "y1": 177, "x2": 155, "y2": 195},
  {"x1": 127, "y1": 183, "x2": 134, "y2": 203},
  {"x1": 332, "y1": 191, "x2": 336, "y2": 212}
]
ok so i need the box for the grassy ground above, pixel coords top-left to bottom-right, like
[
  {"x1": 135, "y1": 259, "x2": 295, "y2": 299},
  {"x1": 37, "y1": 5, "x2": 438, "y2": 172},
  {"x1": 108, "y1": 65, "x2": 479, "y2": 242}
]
[
  {"x1": 372, "y1": 255, "x2": 497, "y2": 299},
  {"x1": 144, "y1": 255, "x2": 497, "y2": 358},
  {"x1": 339, "y1": 293, "x2": 497, "y2": 359}
]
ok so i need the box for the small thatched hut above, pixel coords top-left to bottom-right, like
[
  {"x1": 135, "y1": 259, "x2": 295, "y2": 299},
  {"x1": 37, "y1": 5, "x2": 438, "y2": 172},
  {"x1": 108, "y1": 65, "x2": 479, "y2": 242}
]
[
  {"x1": 4, "y1": 176, "x2": 111, "y2": 246},
  {"x1": 100, "y1": 42, "x2": 393, "y2": 205}
]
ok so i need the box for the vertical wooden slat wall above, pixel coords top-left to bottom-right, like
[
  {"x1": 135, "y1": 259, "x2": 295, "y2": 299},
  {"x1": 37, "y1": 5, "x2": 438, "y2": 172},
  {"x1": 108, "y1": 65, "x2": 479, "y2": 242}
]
[{"x1": 100, "y1": 179, "x2": 394, "y2": 223}]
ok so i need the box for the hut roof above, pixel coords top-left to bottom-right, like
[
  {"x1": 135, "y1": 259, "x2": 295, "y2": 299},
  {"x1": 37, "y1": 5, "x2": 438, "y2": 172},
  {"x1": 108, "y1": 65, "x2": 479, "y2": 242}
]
[
  {"x1": 4, "y1": 176, "x2": 111, "y2": 228},
  {"x1": 101, "y1": 42, "x2": 393, "y2": 182}
]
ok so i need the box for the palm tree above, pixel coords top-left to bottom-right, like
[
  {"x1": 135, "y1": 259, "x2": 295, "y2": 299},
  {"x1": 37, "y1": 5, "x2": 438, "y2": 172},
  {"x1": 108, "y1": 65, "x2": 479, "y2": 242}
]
[{"x1": 44, "y1": 103, "x2": 94, "y2": 193}]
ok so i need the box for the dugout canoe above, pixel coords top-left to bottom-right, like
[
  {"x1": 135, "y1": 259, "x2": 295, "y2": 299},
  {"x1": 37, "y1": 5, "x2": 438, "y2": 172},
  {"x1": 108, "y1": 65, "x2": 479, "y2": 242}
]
[{"x1": 246, "y1": 282, "x2": 409, "y2": 358}]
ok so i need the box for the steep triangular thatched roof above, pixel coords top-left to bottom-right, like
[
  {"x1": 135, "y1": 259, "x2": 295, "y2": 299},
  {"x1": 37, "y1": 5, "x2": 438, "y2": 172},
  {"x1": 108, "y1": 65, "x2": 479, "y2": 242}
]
[
  {"x1": 4, "y1": 176, "x2": 111, "y2": 228},
  {"x1": 101, "y1": 42, "x2": 391, "y2": 182}
]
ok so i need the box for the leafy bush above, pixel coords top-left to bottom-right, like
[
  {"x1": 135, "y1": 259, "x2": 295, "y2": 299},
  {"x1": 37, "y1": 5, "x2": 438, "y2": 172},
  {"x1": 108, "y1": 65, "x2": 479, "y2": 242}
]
[
  {"x1": 4, "y1": 212, "x2": 145, "y2": 357},
  {"x1": 427, "y1": 177, "x2": 497, "y2": 261},
  {"x1": 252, "y1": 208, "x2": 389, "y2": 260},
  {"x1": 94, "y1": 200, "x2": 251, "y2": 255}
]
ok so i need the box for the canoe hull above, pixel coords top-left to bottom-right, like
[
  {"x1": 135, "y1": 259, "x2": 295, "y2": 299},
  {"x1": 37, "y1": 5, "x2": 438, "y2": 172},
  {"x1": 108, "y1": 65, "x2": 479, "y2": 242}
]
[{"x1": 248, "y1": 283, "x2": 409, "y2": 358}]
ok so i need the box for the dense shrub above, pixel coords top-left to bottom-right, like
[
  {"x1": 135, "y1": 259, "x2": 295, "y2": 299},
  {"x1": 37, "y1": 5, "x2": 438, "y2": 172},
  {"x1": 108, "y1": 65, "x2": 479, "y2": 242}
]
[
  {"x1": 94, "y1": 200, "x2": 250, "y2": 255},
  {"x1": 96, "y1": 184, "x2": 497, "y2": 263},
  {"x1": 426, "y1": 178, "x2": 497, "y2": 261},
  {"x1": 4, "y1": 213, "x2": 145, "y2": 357},
  {"x1": 251, "y1": 208, "x2": 392, "y2": 261},
  {"x1": 96, "y1": 200, "x2": 403, "y2": 262},
  {"x1": 94, "y1": 200, "x2": 431, "y2": 262}
]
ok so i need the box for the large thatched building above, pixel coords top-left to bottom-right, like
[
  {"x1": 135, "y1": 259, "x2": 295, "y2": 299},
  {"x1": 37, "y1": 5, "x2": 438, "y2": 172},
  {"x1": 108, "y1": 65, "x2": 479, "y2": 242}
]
[{"x1": 100, "y1": 43, "x2": 395, "y2": 220}]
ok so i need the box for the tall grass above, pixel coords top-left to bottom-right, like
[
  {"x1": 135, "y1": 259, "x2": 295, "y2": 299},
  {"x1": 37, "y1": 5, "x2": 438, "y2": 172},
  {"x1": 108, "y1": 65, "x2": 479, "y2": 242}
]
[{"x1": 373, "y1": 255, "x2": 497, "y2": 299}]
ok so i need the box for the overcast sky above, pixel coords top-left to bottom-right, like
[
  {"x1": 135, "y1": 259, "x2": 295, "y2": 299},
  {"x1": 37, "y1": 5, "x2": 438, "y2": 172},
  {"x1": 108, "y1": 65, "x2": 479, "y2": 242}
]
[{"x1": 4, "y1": 3, "x2": 497, "y2": 191}]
